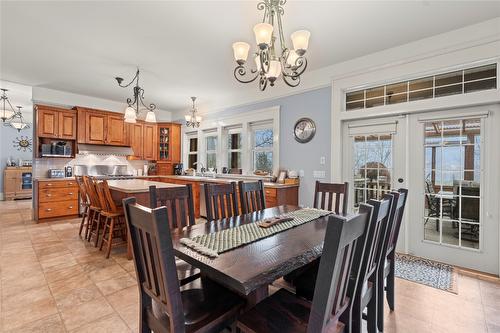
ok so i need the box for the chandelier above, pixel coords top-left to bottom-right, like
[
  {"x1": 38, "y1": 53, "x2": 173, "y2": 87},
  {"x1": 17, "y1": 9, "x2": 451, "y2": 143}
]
[
  {"x1": 184, "y1": 97, "x2": 202, "y2": 128},
  {"x1": 115, "y1": 68, "x2": 156, "y2": 123},
  {"x1": 8, "y1": 106, "x2": 31, "y2": 132},
  {"x1": 1, "y1": 88, "x2": 16, "y2": 122},
  {"x1": 232, "y1": 0, "x2": 310, "y2": 91}
]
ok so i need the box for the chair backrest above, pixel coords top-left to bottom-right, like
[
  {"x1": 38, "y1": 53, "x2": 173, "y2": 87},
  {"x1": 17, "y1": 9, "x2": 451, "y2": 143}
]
[
  {"x1": 349, "y1": 195, "x2": 393, "y2": 299},
  {"x1": 96, "y1": 180, "x2": 119, "y2": 214},
  {"x1": 313, "y1": 181, "x2": 349, "y2": 214},
  {"x1": 83, "y1": 176, "x2": 101, "y2": 209},
  {"x1": 238, "y1": 180, "x2": 266, "y2": 214},
  {"x1": 385, "y1": 188, "x2": 408, "y2": 255},
  {"x1": 204, "y1": 182, "x2": 239, "y2": 221},
  {"x1": 75, "y1": 176, "x2": 89, "y2": 205},
  {"x1": 307, "y1": 204, "x2": 373, "y2": 333},
  {"x1": 123, "y1": 197, "x2": 184, "y2": 332},
  {"x1": 149, "y1": 184, "x2": 196, "y2": 230}
]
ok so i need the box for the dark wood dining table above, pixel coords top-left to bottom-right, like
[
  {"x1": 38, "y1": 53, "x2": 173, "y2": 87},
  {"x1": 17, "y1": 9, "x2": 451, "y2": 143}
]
[{"x1": 171, "y1": 204, "x2": 331, "y2": 305}]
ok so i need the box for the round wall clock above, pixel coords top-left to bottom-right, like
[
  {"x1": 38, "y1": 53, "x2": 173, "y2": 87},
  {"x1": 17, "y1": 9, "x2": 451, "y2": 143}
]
[{"x1": 293, "y1": 117, "x2": 316, "y2": 143}]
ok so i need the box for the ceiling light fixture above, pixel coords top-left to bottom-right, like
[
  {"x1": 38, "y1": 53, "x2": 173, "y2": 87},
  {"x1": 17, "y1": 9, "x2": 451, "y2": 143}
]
[
  {"x1": 232, "y1": 0, "x2": 310, "y2": 91},
  {"x1": 185, "y1": 97, "x2": 202, "y2": 128},
  {"x1": 0, "y1": 88, "x2": 16, "y2": 122},
  {"x1": 115, "y1": 68, "x2": 156, "y2": 123},
  {"x1": 6, "y1": 106, "x2": 31, "y2": 132}
]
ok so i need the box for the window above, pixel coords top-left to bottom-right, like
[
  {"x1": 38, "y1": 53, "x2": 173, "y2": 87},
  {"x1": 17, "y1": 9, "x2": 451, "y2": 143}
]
[
  {"x1": 345, "y1": 64, "x2": 497, "y2": 111},
  {"x1": 423, "y1": 118, "x2": 481, "y2": 250},
  {"x1": 187, "y1": 137, "x2": 198, "y2": 169},
  {"x1": 252, "y1": 127, "x2": 273, "y2": 174},
  {"x1": 206, "y1": 135, "x2": 217, "y2": 170},
  {"x1": 227, "y1": 131, "x2": 242, "y2": 170}
]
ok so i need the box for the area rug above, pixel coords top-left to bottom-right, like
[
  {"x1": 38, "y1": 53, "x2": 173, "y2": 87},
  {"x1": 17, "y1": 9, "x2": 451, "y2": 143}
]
[{"x1": 395, "y1": 253, "x2": 458, "y2": 294}]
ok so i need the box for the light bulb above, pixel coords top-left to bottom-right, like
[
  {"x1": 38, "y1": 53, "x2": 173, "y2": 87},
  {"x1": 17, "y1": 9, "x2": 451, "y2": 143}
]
[
  {"x1": 232, "y1": 42, "x2": 250, "y2": 63},
  {"x1": 124, "y1": 106, "x2": 137, "y2": 122},
  {"x1": 291, "y1": 30, "x2": 310, "y2": 55},
  {"x1": 253, "y1": 23, "x2": 273, "y2": 47},
  {"x1": 195, "y1": 116, "x2": 202, "y2": 122},
  {"x1": 145, "y1": 110, "x2": 156, "y2": 123}
]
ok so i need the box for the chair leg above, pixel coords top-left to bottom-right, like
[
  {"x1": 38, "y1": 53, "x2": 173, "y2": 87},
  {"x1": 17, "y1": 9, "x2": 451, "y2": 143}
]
[
  {"x1": 386, "y1": 259, "x2": 395, "y2": 311},
  {"x1": 85, "y1": 209, "x2": 94, "y2": 241},
  {"x1": 105, "y1": 218, "x2": 115, "y2": 259},
  {"x1": 78, "y1": 206, "x2": 88, "y2": 237},
  {"x1": 367, "y1": 290, "x2": 378, "y2": 333},
  {"x1": 349, "y1": 300, "x2": 363, "y2": 333},
  {"x1": 94, "y1": 214, "x2": 103, "y2": 247},
  {"x1": 99, "y1": 216, "x2": 110, "y2": 251},
  {"x1": 377, "y1": 275, "x2": 385, "y2": 332}
]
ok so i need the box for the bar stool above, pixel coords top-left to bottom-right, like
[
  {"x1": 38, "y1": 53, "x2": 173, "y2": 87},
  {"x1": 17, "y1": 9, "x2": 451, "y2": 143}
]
[
  {"x1": 75, "y1": 176, "x2": 90, "y2": 237},
  {"x1": 82, "y1": 176, "x2": 103, "y2": 245},
  {"x1": 96, "y1": 180, "x2": 127, "y2": 258}
]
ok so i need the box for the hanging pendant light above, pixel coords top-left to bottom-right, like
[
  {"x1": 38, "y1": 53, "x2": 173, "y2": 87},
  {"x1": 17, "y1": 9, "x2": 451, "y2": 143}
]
[
  {"x1": 185, "y1": 97, "x2": 201, "y2": 128},
  {"x1": 7, "y1": 106, "x2": 31, "y2": 132},
  {"x1": 0, "y1": 88, "x2": 16, "y2": 122},
  {"x1": 232, "y1": 0, "x2": 310, "y2": 91},
  {"x1": 115, "y1": 68, "x2": 157, "y2": 123}
]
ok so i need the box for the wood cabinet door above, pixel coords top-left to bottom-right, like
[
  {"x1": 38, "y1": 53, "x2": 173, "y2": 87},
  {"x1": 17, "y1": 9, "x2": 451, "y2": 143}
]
[
  {"x1": 85, "y1": 111, "x2": 107, "y2": 144},
  {"x1": 157, "y1": 162, "x2": 173, "y2": 175},
  {"x1": 37, "y1": 108, "x2": 59, "y2": 138},
  {"x1": 130, "y1": 123, "x2": 143, "y2": 159},
  {"x1": 58, "y1": 111, "x2": 77, "y2": 140},
  {"x1": 170, "y1": 123, "x2": 182, "y2": 162},
  {"x1": 107, "y1": 115, "x2": 126, "y2": 146},
  {"x1": 3, "y1": 171, "x2": 18, "y2": 199},
  {"x1": 143, "y1": 124, "x2": 156, "y2": 160}
]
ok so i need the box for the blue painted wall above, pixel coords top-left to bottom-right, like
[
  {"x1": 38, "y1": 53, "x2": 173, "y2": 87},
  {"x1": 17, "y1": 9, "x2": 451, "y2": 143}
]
[{"x1": 186, "y1": 87, "x2": 332, "y2": 207}]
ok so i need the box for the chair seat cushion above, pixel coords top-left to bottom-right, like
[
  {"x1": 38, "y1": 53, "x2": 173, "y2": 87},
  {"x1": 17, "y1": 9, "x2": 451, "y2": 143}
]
[{"x1": 237, "y1": 288, "x2": 345, "y2": 333}]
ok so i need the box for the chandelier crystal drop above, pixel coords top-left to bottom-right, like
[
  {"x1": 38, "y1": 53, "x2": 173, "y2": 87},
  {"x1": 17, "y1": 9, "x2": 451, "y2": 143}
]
[
  {"x1": 115, "y1": 68, "x2": 156, "y2": 123},
  {"x1": 232, "y1": 0, "x2": 310, "y2": 91},
  {"x1": 185, "y1": 97, "x2": 201, "y2": 128}
]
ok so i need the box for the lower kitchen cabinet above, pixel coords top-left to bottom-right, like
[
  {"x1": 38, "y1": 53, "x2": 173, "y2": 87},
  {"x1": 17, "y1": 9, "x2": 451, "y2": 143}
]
[{"x1": 35, "y1": 179, "x2": 79, "y2": 221}]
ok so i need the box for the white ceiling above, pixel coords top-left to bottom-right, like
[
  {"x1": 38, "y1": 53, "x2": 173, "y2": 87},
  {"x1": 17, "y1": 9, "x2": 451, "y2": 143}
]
[{"x1": 1, "y1": 1, "x2": 500, "y2": 115}]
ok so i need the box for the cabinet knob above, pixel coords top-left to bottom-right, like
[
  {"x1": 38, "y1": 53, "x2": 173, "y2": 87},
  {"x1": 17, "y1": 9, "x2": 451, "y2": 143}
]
[
  {"x1": 46, "y1": 208, "x2": 52, "y2": 212},
  {"x1": 68, "y1": 206, "x2": 73, "y2": 209},
  {"x1": 47, "y1": 183, "x2": 53, "y2": 186},
  {"x1": 68, "y1": 192, "x2": 74, "y2": 195},
  {"x1": 46, "y1": 194, "x2": 52, "y2": 197}
]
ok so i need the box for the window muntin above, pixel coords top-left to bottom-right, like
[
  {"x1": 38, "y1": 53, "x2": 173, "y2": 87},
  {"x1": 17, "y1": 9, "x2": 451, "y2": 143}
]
[
  {"x1": 187, "y1": 137, "x2": 198, "y2": 169},
  {"x1": 423, "y1": 118, "x2": 481, "y2": 250},
  {"x1": 252, "y1": 128, "x2": 273, "y2": 174},
  {"x1": 206, "y1": 135, "x2": 217, "y2": 170},
  {"x1": 227, "y1": 132, "x2": 242, "y2": 170},
  {"x1": 345, "y1": 64, "x2": 497, "y2": 111}
]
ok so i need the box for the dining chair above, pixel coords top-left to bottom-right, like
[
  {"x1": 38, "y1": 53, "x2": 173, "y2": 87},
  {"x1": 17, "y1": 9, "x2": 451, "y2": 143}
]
[
  {"x1": 204, "y1": 182, "x2": 239, "y2": 222},
  {"x1": 96, "y1": 180, "x2": 127, "y2": 258},
  {"x1": 313, "y1": 181, "x2": 349, "y2": 214},
  {"x1": 236, "y1": 204, "x2": 373, "y2": 333},
  {"x1": 122, "y1": 197, "x2": 244, "y2": 333},
  {"x1": 149, "y1": 184, "x2": 201, "y2": 285},
  {"x1": 75, "y1": 176, "x2": 90, "y2": 237},
  {"x1": 83, "y1": 176, "x2": 103, "y2": 245},
  {"x1": 238, "y1": 180, "x2": 266, "y2": 214},
  {"x1": 376, "y1": 188, "x2": 408, "y2": 332}
]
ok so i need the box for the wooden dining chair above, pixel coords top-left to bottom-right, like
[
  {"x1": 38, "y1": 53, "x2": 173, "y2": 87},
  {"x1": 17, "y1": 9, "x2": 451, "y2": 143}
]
[
  {"x1": 377, "y1": 188, "x2": 408, "y2": 332},
  {"x1": 149, "y1": 184, "x2": 201, "y2": 285},
  {"x1": 75, "y1": 176, "x2": 90, "y2": 237},
  {"x1": 313, "y1": 181, "x2": 349, "y2": 214},
  {"x1": 96, "y1": 180, "x2": 127, "y2": 258},
  {"x1": 122, "y1": 197, "x2": 244, "y2": 333},
  {"x1": 238, "y1": 180, "x2": 266, "y2": 214},
  {"x1": 83, "y1": 176, "x2": 103, "y2": 244},
  {"x1": 237, "y1": 204, "x2": 373, "y2": 333},
  {"x1": 204, "y1": 182, "x2": 239, "y2": 222}
]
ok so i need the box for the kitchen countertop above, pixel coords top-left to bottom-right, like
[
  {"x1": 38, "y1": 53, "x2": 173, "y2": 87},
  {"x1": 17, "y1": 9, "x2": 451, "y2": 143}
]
[
  {"x1": 107, "y1": 179, "x2": 184, "y2": 193},
  {"x1": 34, "y1": 177, "x2": 76, "y2": 181}
]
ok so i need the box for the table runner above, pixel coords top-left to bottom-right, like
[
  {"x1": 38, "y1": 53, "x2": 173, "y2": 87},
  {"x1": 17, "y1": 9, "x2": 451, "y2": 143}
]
[{"x1": 180, "y1": 208, "x2": 331, "y2": 258}]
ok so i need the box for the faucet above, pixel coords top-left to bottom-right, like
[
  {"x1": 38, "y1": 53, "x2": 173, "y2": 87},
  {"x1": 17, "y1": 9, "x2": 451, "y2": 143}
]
[{"x1": 193, "y1": 162, "x2": 205, "y2": 176}]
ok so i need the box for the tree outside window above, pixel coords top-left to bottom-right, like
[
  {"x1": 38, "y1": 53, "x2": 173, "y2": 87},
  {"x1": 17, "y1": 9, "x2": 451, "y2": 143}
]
[{"x1": 253, "y1": 128, "x2": 273, "y2": 174}]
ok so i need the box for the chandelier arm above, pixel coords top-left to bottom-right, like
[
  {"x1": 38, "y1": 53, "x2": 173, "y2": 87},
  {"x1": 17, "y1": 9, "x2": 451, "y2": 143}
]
[
  {"x1": 275, "y1": 2, "x2": 287, "y2": 52},
  {"x1": 234, "y1": 65, "x2": 259, "y2": 83},
  {"x1": 282, "y1": 57, "x2": 308, "y2": 78},
  {"x1": 259, "y1": 51, "x2": 271, "y2": 75},
  {"x1": 259, "y1": 76, "x2": 268, "y2": 91},
  {"x1": 117, "y1": 69, "x2": 140, "y2": 88},
  {"x1": 283, "y1": 74, "x2": 301, "y2": 87}
]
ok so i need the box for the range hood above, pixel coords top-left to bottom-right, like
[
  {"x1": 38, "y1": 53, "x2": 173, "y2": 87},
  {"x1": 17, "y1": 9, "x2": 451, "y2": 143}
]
[{"x1": 77, "y1": 144, "x2": 134, "y2": 156}]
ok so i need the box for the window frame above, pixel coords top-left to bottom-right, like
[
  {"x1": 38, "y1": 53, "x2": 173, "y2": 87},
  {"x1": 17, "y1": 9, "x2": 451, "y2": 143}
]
[
  {"x1": 186, "y1": 133, "x2": 198, "y2": 170},
  {"x1": 251, "y1": 123, "x2": 275, "y2": 174},
  {"x1": 226, "y1": 128, "x2": 243, "y2": 170}
]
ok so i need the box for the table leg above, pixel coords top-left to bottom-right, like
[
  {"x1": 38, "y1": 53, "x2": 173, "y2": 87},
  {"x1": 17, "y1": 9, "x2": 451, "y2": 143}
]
[{"x1": 245, "y1": 285, "x2": 269, "y2": 309}]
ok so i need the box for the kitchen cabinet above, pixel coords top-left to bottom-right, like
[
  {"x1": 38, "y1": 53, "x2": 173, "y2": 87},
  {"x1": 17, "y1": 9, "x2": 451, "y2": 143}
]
[
  {"x1": 107, "y1": 114, "x2": 127, "y2": 146},
  {"x1": 3, "y1": 167, "x2": 32, "y2": 200},
  {"x1": 35, "y1": 179, "x2": 79, "y2": 221},
  {"x1": 143, "y1": 123, "x2": 156, "y2": 160},
  {"x1": 85, "y1": 110, "x2": 107, "y2": 144},
  {"x1": 75, "y1": 107, "x2": 128, "y2": 146},
  {"x1": 156, "y1": 123, "x2": 181, "y2": 174},
  {"x1": 129, "y1": 122, "x2": 143, "y2": 159},
  {"x1": 36, "y1": 105, "x2": 77, "y2": 139},
  {"x1": 156, "y1": 162, "x2": 173, "y2": 175}
]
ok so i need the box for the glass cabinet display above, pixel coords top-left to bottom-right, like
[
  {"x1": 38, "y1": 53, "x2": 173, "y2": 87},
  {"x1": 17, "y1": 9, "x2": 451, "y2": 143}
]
[{"x1": 158, "y1": 126, "x2": 170, "y2": 160}]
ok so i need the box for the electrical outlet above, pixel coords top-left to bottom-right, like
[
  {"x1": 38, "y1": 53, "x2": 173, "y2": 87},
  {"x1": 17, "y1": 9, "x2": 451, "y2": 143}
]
[
  {"x1": 313, "y1": 170, "x2": 326, "y2": 179},
  {"x1": 320, "y1": 156, "x2": 326, "y2": 165}
]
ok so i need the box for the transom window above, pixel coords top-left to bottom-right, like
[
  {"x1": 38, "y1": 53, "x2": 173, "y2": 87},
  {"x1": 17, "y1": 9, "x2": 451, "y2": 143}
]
[
  {"x1": 346, "y1": 64, "x2": 497, "y2": 111},
  {"x1": 423, "y1": 118, "x2": 481, "y2": 250}
]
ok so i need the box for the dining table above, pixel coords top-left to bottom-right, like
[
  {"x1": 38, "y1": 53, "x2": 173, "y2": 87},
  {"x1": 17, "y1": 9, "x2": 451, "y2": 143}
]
[{"x1": 171, "y1": 204, "x2": 332, "y2": 306}]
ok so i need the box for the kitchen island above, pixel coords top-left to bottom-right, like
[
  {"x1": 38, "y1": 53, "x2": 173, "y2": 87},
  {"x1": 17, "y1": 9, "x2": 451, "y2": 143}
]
[{"x1": 107, "y1": 179, "x2": 184, "y2": 206}]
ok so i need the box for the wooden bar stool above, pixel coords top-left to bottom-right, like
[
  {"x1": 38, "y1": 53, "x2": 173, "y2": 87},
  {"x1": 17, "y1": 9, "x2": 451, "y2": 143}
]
[
  {"x1": 75, "y1": 176, "x2": 90, "y2": 237},
  {"x1": 82, "y1": 176, "x2": 103, "y2": 245},
  {"x1": 96, "y1": 180, "x2": 127, "y2": 258}
]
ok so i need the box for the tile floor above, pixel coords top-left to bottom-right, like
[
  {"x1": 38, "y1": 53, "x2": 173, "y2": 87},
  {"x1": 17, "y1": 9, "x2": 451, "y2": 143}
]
[{"x1": 0, "y1": 199, "x2": 499, "y2": 332}]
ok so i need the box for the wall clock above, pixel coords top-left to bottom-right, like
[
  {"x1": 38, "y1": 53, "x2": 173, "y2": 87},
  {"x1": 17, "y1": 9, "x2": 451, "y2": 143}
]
[
  {"x1": 13, "y1": 136, "x2": 32, "y2": 152},
  {"x1": 293, "y1": 117, "x2": 316, "y2": 143}
]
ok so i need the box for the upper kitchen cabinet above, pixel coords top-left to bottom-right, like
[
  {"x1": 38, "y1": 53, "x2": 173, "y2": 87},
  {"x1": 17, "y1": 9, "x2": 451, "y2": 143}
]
[
  {"x1": 143, "y1": 123, "x2": 157, "y2": 160},
  {"x1": 128, "y1": 122, "x2": 144, "y2": 159},
  {"x1": 36, "y1": 105, "x2": 77, "y2": 139},
  {"x1": 157, "y1": 123, "x2": 181, "y2": 162},
  {"x1": 74, "y1": 107, "x2": 127, "y2": 146}
]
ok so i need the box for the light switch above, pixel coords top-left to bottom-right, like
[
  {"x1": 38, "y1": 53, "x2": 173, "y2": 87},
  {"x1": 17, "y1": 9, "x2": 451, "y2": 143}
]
[{"x1": 320, "y1": 156, "x2": 326, "y2": 165}]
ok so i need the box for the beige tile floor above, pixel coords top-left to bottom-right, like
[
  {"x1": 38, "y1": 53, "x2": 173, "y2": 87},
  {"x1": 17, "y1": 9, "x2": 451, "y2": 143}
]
[{"x1": 1, "y1": 199, "x2": 499, "y2": 332}]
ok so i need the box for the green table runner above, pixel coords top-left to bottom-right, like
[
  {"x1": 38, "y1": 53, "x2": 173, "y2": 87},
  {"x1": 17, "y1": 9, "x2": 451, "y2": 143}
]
[{"x1": 180, "y1": 208, "x2": 331, "y2": 258}]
